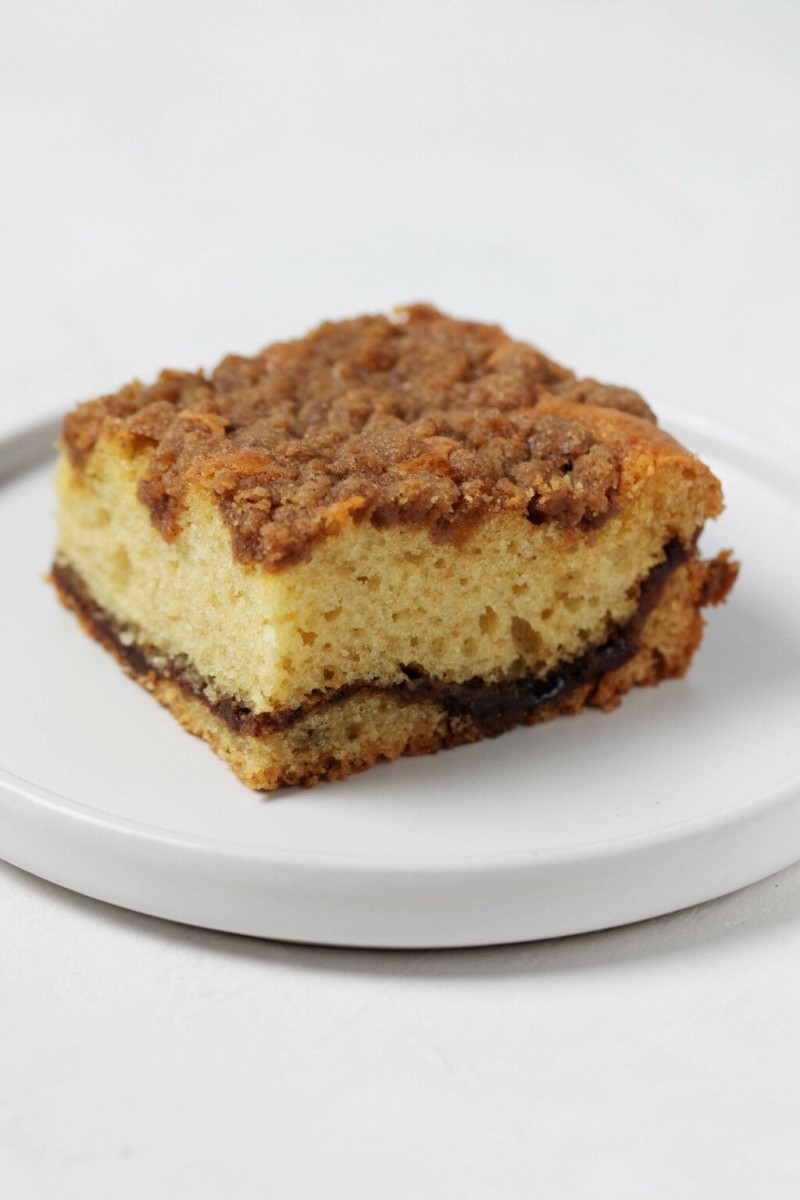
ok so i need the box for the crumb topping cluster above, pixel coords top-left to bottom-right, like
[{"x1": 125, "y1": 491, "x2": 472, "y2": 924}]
[{"x1": 63, "y1": 305, "x2": 655, "y2": 569}]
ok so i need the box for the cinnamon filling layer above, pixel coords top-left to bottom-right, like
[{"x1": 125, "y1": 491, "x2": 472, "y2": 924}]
[{"x1": 52, "y1": 539, "x2": 689, "y2": 739}]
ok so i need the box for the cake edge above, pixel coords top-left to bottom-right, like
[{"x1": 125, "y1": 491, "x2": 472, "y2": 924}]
[{"x1": 50, "y1": 549, "x2": 738, "y2": 791}]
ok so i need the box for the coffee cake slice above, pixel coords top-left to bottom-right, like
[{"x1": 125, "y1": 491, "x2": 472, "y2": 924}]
[{"x1": 52, "y1": 305, "x2": 737, "y2": 789}]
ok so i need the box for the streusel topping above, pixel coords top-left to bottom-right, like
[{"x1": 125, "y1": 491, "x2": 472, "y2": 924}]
[{"x1": 63, "y1": 305, "x2": 655, "y2": 569}]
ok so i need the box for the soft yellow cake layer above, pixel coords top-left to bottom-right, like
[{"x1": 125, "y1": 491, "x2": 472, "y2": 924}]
[
  {"x1": 55, "y1": 430, "x2": 715, "y2": 715},
  {"x1": 122, "y1": 558, "x2": 711, "y2": 790}
]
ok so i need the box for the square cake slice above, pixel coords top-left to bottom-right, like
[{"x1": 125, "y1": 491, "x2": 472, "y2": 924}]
[{"x1": 52, "y1": 305, "x2": 737, "y2": 790}]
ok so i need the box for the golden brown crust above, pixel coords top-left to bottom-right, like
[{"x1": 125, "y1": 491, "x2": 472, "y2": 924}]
[{"x1": 62, "y1": 305, "x2": 663, "y2": 571}]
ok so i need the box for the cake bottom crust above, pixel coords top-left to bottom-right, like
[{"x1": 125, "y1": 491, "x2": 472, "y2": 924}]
[{"x1": 51, "y1": 552, "x2": 737, "y2": 791}]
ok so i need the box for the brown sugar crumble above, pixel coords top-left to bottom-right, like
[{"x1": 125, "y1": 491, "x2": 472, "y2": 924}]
[{"x1": 63, "y1": 304, "x2": 657, "y2": 571}]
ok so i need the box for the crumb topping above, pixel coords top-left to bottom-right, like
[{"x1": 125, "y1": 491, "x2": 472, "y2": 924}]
[{"x1": 62, "y1": 305, "x2": 656, "y2": 570}]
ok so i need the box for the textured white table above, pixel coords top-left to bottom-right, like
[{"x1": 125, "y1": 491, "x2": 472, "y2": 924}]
[{"x1": 2, "y1": 2, "x2": 799, "y2": 1195}]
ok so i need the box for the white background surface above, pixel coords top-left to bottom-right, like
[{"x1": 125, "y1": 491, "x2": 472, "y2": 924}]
[{"x1": 1, "y1": 1, "x2": 799, "y2": 1195}]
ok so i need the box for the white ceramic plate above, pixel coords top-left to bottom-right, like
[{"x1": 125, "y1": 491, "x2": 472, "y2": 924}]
[{"x1": 1, "y1": 412, "x2": 799, "y2": 947}]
